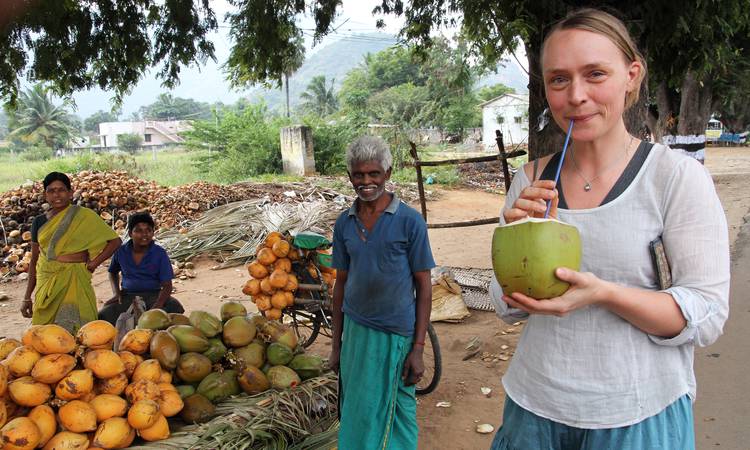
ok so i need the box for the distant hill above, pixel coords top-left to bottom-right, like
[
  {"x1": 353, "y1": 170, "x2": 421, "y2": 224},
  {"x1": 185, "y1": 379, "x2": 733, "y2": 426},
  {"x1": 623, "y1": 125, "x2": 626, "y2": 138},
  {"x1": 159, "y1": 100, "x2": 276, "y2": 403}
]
[
  {"x1": 249, "y1": 33, "x2": 529, "y2": 112},
  {"x1": 247, "y1": 33, "x2": 399, "y2": 111}
]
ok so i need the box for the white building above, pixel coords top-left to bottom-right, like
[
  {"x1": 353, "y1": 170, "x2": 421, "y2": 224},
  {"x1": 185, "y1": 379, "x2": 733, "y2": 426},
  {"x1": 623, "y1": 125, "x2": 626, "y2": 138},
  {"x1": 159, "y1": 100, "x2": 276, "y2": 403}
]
[
  {"x1": 481, "y1": 93, "x2": 529, "y2": 151},
  {"x1": 98, "y1": 120, "x2": 191, "y2": 148}
]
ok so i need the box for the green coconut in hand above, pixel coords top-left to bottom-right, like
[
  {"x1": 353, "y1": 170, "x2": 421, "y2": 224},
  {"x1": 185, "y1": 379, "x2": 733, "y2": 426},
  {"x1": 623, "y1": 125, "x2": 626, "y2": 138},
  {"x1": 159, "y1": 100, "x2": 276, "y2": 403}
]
[{"x1": 491, "y1": 217, "x2": 581, "y2": 299}]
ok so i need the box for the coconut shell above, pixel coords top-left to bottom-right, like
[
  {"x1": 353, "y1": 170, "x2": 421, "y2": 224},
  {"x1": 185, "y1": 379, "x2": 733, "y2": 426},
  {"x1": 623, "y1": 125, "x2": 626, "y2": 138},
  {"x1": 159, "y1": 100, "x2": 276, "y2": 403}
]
[
  {"x1": 76, "y1": 320, "x2": 117, "y2": 348},
  {"x1": 137, "y1": 414, "x2": 169, "y2": 441},
  {"x1": 5, "y1": 346, "x2": 41, "y2": 377},
  {"x1": 238, "y1": 366, "x2": 271, "y2": 395},
  {"x1": 271, "y1": 240, "x2": 290, "y2": 258},
  {"x1": 180, "y1": 394, "x2": 215, "y2": 424},
  {"x1": 58, "y1": 400, "x2": 97, "y2": 433},
  {"x1": 8, "y1": 376, "x2": 51, "y2": 407},
  {"x1": 31, "y1": 353, "x2": 76, "y2": 384},
  {"x1": 247, "y1": 262, "x2": 268, "y2": 279},
  {"x1": 30, "y1": 325, "x2": 76, "y2": 354},
  {"x1": 127, "y1": 400, "x2": 160, "y2": 430},
  {"x1": 492, "y1": 218, "x2": 582, "y2": 299},
  {"x1": 1, "y1": 417, "x2": 42, "y2": 450},
  {"x1": 93, "y1": 417, "x2": 133, "y2": 449},
  {"x1": 27, "y1": 405, "x2": 55, "y2": 447},
  {"x1": 221, "y1": 317, "x2": 256, "y2": 348},
  {"x1": 84, "y1": 350, "x2": 125, "y2": 379},
  {"x1": 268, "y1": 269, "x2": 288, "y2": 288},
  {"x1": 89, "y1": 394, "x2": 128, "y2": 422},
  {"x1": 256, "y1": 248, "x2": 277, "y2": 266},
  {"x1": 55, "y1": 369, "x2": 94, "y2": 401},
  {"x1": 174, "y1": 353, "x2": 212, "y2": 384},
  {"x1": 158, "y1": 389, "x2": 184, "y2": 417},
  {"x1": 41, "y1": 431, "x2": 89, "y2": 450}
]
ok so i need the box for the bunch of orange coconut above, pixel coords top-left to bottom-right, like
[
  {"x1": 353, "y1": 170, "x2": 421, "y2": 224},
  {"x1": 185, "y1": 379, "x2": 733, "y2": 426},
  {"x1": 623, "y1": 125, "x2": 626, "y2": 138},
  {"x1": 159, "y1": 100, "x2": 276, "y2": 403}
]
[
  {"x1": 0, "y1": 321, "x2": 183, "y2": 450},
  {"x1": 242, "y1": 232, "x2": 300, "y2": 320}
]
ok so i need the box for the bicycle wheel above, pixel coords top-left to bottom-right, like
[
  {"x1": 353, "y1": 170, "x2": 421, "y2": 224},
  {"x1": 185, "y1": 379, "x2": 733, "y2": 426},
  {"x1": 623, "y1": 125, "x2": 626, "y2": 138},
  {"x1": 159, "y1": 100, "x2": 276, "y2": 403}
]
[
  {"x1": 287, "y1": 308, "x2": 321, "y2": 348},
  {"x1": 416, "y1": 323, "x2": 442, "y2": 395}
]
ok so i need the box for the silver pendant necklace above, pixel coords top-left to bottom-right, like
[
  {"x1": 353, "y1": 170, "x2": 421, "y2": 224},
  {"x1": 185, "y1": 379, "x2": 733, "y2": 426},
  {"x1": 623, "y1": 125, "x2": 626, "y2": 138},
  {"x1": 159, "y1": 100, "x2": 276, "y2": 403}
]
[{"x1": 570, "y1": 135, "x2": 634, "y2": 192}]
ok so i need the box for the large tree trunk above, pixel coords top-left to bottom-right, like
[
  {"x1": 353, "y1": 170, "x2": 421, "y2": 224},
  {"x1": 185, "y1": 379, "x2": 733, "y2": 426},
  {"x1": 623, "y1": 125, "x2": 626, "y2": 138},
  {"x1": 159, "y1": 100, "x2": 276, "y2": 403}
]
[
  {"x1": 526, "y1": 40, "x2": 564, "y2": 160},
  {"x1": 677, "y1": 70, "x2": 713, "y2": 136},
  {"x1": 650, "y1": 81, "x2": 677, "y2": 143},
  {"x1": 654, "y1": 70, "x2": 714, "y2": 163}
]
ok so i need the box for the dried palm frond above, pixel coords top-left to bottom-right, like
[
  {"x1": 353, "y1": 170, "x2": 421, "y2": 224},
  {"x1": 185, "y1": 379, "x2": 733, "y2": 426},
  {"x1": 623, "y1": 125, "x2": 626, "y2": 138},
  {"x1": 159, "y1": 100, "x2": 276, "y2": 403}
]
[
  {"x1": 128, "y1": 375, "x2": 339, "y2": 450},
  {"x1": 158, "y1": 200, "x2": 343, "y2": 266}
]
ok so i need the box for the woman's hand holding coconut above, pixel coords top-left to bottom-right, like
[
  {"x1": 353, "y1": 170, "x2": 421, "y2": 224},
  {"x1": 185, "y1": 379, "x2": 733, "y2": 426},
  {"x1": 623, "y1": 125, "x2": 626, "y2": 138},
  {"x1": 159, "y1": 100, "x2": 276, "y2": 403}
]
[{"x1": 501, "y1": 268, "x2": 608, "y2": 316}]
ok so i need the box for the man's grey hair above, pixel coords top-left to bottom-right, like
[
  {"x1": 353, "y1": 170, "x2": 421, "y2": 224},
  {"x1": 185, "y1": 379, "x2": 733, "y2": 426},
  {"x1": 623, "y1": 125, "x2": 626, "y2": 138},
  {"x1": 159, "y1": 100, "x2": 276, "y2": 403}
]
[{"x1": 346, "y1": 135, "x2": 393, "y2": 173}]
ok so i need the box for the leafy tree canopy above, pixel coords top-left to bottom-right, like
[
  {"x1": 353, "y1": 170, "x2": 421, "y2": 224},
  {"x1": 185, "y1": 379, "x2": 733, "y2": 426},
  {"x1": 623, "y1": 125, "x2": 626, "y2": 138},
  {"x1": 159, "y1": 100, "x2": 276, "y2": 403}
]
[
  {"x1": 117, "y1": 132, "x2": 142, "y2": 154},
  {"x1": 476, "y1": 84, "x2": 516, "y2": 103},
  {"x1": 139, "y1": 93, "x2": 212, "y2": 120},
  {"x1": 0, "y1": 0, "x2": 218, "y2": 106},
  {"x1": 84, "y1": 110, "x2": 120, "y2": 133},
  {"x1": 339, "y1": 38, "x2": 509, "y2": 133}
]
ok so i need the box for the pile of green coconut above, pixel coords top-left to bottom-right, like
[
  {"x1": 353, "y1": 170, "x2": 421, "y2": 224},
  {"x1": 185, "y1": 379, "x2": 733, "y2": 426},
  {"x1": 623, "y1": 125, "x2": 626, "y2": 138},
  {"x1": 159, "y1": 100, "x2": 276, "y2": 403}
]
[{"x1": 132, "y1": 302, "x2": 325, "y2": 424}]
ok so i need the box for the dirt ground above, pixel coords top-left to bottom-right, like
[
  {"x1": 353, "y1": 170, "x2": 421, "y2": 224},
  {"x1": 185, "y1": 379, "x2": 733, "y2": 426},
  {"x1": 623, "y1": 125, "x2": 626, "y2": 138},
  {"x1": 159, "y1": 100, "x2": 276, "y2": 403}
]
[{"x1": 0, "y1": 146, "x2": 748, "y2": 449}]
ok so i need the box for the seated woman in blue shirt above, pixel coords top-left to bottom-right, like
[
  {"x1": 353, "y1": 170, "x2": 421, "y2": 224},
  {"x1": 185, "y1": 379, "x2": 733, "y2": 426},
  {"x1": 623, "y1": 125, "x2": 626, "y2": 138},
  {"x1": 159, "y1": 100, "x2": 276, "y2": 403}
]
[{"x1": 98, "y1": 212, "x2": 184, "y2": 325}]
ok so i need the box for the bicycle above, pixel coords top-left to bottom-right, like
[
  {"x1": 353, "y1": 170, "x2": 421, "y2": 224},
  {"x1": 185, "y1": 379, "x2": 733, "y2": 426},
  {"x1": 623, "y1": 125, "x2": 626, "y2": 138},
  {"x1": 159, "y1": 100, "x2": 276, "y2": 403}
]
[{"x1": 283, "y1": 232, "x2": 442, "y2": 395}]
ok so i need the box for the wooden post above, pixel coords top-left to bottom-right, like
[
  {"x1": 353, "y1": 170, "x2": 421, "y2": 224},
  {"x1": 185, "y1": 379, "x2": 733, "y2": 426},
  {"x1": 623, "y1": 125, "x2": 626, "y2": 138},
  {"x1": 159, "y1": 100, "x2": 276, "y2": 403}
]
[
  {"x1": 408, "y1": 141, "x2": 428, "y2": 221},
  {"x1": 495, "y1": 130, "x2": 512, "y2": 193}
]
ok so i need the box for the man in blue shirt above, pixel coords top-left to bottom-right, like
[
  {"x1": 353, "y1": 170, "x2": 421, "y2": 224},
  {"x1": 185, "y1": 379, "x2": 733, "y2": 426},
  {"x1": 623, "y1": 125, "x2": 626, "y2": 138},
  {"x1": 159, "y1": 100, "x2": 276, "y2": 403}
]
[
  {"x1": 330, "y1": 136, "x2": 435, "y2": 449},
  {"x1": 98, "y1": 212, "x2": 184, "y2": 325}
]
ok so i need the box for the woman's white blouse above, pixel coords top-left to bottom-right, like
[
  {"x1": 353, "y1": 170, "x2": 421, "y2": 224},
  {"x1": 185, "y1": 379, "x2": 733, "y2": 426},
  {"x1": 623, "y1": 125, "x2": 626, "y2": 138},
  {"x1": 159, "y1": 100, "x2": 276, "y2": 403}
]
[{"x1": 489, "y1": 144, "x2": 730, "y2": 428}]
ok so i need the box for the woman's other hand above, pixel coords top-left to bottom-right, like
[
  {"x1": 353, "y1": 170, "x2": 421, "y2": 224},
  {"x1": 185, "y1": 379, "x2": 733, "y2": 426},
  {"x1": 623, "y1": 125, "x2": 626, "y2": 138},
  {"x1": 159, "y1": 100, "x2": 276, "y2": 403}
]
[
  {"x1": 502, "y1": 268, "x2": 612, "y2": 316},
  {"x1": 21, "y1": 299, "x2": 33, "y2": 318},
  {"x1": 503, "y1": 180, "x2": 559, "y2": 223}
]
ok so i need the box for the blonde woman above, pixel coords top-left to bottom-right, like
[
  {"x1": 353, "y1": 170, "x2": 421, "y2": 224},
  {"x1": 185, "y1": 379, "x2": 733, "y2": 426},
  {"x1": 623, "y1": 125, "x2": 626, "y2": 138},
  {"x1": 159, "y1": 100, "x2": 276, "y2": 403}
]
[{"x1": 489, "y1": 9, "x2": 729, "y2": 449}]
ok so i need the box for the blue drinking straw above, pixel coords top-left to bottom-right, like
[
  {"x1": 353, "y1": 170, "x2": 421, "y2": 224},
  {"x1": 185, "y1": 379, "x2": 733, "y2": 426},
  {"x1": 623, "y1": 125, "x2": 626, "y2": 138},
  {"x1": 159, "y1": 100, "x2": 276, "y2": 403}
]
[{"x1": 544, "y1": 119, "x2": 574, "y2": 219}]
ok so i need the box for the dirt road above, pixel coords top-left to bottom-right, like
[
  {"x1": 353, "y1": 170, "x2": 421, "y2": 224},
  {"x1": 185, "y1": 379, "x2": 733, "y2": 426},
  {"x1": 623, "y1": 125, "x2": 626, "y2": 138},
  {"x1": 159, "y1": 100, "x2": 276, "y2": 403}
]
[{"x1": 0, "y1": 146, "x2": 748, "y2": 449}]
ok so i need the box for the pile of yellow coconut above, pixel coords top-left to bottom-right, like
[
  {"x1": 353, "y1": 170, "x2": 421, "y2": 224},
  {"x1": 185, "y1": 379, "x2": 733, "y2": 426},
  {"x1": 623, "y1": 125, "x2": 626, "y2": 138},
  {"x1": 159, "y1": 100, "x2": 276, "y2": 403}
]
[
  {"x1": 242, "y1": 232, "x2": 337, "y2": 319},
  {"x1": 0, "y1": 321, "x2": 182, "y2": 449},
  {"x1": 243, "y1": 232, "x2": 301, "y2": 320}
]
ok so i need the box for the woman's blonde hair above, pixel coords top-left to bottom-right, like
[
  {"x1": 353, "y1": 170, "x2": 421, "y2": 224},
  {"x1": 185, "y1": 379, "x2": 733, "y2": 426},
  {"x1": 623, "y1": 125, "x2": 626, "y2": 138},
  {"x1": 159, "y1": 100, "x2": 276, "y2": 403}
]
[{"x1": 542, "y1": 8, "x2": 647, "y2": 109}]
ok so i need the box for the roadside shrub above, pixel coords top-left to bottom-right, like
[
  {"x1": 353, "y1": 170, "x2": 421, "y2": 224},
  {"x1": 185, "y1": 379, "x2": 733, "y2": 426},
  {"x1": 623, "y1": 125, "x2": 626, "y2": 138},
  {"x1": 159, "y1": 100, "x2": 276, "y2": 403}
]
[
  {"x1": 305, "y1": 116, "x2": 366, "y2": 175},
  {"x1": 117, "y1": 133, "x2": 142, "y2": 154},
  {"x1": 20, "y1": 144, "x2": 54, "y2": 161},
  {"x1": 184, "y1": 104, "x2": 288, "y2": 182}
]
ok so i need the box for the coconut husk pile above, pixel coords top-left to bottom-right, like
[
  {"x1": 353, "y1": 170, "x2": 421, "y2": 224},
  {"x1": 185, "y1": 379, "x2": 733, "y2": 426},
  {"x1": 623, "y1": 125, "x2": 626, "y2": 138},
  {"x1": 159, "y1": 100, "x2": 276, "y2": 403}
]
[
  {"x1": 128, "y1": 375, "x2": 339, "y2": 450},
  {"x1": 457, "y1": 160, "x2": 514, "y2": 193},
  {"x1": 0, "y1": 171, "x2": 355, "y2": 278}
]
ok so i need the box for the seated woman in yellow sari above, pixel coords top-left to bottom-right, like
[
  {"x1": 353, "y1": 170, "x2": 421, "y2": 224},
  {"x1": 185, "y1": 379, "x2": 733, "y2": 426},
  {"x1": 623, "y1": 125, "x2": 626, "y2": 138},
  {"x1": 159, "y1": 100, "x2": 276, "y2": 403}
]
[{"x1": 21, "y1": 172, "x2": 121, "y2": 332}]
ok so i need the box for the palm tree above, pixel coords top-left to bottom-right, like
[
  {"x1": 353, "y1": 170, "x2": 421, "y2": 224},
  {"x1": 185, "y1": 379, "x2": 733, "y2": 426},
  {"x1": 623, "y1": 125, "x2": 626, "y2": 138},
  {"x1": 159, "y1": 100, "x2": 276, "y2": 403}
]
[
  {"x1": 300, "y1": 76, "x2": 338, "y2": 116},
  {"x1": 8, "y1": 84, "x2": 76, "y2": 148}
]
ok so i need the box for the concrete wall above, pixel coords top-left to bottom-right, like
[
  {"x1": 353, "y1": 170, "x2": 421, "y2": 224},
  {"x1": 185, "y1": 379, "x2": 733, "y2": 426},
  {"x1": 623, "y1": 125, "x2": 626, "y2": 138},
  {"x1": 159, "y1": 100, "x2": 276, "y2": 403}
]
[
  {"x1": 482, "y1": 95, "x2": 529, "y2": 150},
  {"x1": 98, "y1": 121, "x2": 189, "y2": 148},
  {"x1": 280, "y1": 126, "x2": 316, "y2": 176}
]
